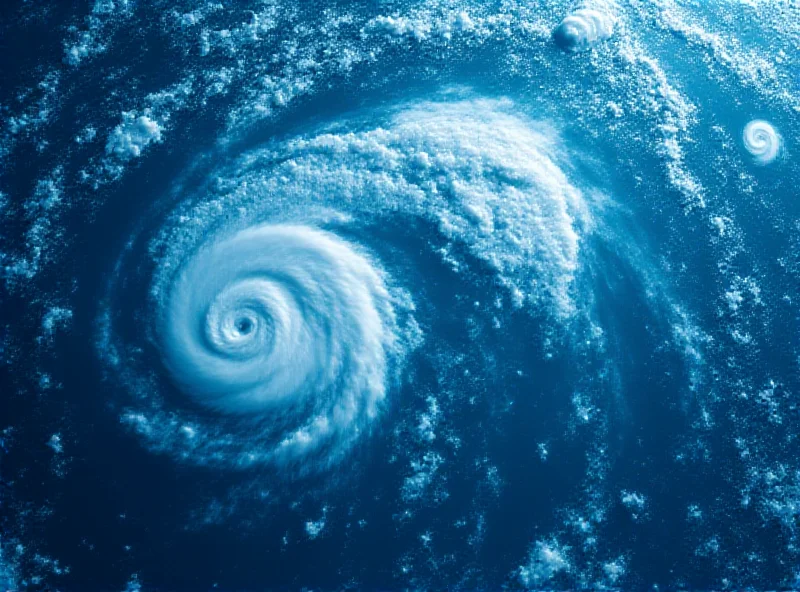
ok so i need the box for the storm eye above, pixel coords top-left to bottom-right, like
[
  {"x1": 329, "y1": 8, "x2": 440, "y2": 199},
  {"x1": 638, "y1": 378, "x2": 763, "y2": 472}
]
[{"x1": 236, "y1": 318, "x2": 253, "y2": 335}]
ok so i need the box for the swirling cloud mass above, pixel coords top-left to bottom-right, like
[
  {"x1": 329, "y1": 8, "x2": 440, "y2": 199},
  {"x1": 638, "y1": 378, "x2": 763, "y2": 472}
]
[
  {"x1": 101, "y1": 98, "x2": 590, "y2": 472},
  {"x1": 161, "y1": 224, "x2": 397, "y2": 458},
  {"x1": 743, "y1": 119, "x2": 782, "y2": 165},
  {"x1": 2, "y1": 1, "x2": 799, "y2": 589}
]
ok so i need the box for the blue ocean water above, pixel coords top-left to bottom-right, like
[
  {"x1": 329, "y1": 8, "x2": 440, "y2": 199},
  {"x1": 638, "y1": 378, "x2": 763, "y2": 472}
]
[{"x1": 1, "y1": 1, "x2": 800, "y2": 590}]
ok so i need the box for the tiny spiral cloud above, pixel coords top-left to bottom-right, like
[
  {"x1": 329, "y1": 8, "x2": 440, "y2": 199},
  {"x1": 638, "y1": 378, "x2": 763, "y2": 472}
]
[
  {"x1": 553, "y1": 6, "x2": 615, "y2": 53},
  {"x1": 742, "y1": 119, "x2": 782, "y2": 165},
  {"x1": 157, "y1": 223, "x2": 402, "y2": 466}
]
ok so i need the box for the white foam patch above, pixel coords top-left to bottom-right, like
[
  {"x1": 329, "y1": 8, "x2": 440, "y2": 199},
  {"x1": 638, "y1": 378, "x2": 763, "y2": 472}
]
[
  {"x1": 41, "y1": 306, "x2": 73, "y2": 340},
  {"x1": 63, "y1": 0, "x2": 133, "y2": 66},
  {"x1": 402, "y1": 452, "x2": 443, "y2": 502},
  {"x1": 364, "y1": 10, "x2": 478, "y2": 42},
  {"x1": 644, "y1": 0, "x2": 800, "y2": 113},
  {"x1": 304, "y1": 507, "x2": 328, "y2": 539},
  {"x1": 105, "y1": 113, "x2": 163, "y2": 160},
  {"x1": 518, "y1": 539, "x2": 571, "y2": 586},
  {"x1": 603, "y1": 558, "x2": 627, "y2": 586},
  {"x1": 620, "y1": 490, "x2": 648, "y2": 520},
  {"x1": 615, "y1": 42, "x2": 706, "y2": 209},
  {"x1": 122, "y1": 574, "x2": 142, "y2": 592},
  {"x1": 0, "y1": 536, "x2": 20, "y2": 592}
]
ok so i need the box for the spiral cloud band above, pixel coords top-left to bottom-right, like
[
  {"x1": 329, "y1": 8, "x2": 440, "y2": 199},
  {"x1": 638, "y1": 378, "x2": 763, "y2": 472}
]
[
  {"x1": 742, "y1": 119, "x2": 782, "y2": 165},
  {"x1": 102, "y1": 97, "x2": 592, "y2": 472}
]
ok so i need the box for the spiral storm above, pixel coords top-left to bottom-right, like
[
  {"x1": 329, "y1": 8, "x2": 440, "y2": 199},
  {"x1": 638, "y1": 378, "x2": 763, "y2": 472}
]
[
  {"x1": 742, "y1": 119, "x2": 783, "y2": 166},
  {"x1": 1, "y1": 1, "x2": 798, "y2": 590}
]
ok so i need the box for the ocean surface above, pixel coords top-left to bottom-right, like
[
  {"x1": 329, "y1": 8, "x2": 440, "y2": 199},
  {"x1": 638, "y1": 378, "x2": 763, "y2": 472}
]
[{"x1": 1, "y1": 0, "x2": 799, "y2": 589}]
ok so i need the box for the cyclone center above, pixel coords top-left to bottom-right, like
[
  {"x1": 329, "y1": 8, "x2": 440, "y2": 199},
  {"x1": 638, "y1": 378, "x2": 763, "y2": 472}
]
[{"x1": 236, "y1": 317, "x2": 254, "y2": 335}]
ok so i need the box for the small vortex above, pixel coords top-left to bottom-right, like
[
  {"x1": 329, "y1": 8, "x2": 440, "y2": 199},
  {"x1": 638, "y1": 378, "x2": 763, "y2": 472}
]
[
  {"x1": 553, "y1": 6, "x2": 615, "y2": 53},
  {"x1": 742, "y1": 119, "x2": 782, "y2": 166}
]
